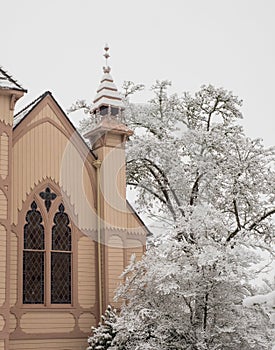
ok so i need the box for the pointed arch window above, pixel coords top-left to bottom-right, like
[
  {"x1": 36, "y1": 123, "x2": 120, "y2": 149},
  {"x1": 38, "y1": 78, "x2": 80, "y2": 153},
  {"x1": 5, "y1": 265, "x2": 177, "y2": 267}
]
[
  {"x1": 51, "y1": 203, "x2": 72, "y2": 304},
  {"x1": 23, "y1": 201, "x2": 45, "y2": 304},
  {"x1": 23, "y1": 196, "x2": 72, "y2": 305}
]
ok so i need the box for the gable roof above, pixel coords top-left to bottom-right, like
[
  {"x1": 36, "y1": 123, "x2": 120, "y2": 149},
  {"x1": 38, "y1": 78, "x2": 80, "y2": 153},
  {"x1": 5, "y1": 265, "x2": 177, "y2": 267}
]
[
  {"x1": 0, "y1": 66, "x2": 27, "y2": 92},
  {"x1": 13, "y1": 91, "x2": 97, "y2": 160},
  {"x1": 14, "y1": 90, "x2": 150, "y2": 237},
  {"x1": 14, "y1": 91, "x2": 48, "y2": 127}
]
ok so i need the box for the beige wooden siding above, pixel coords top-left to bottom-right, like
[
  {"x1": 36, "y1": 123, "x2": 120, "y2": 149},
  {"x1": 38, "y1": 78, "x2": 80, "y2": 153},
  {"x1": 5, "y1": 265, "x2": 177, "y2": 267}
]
[
  {"x1": 0, "y1": 132, "x2": 8, "y2": 179},
  {"x1": 78, "y1": 237, "x2": 96, "y2": 308},
  {"x1": 20, "y1": 312, "x2": 75, "y2": 334},
  {"x1": 126, "y1": 239, "x2": 144, "y2": 265},
  {"x1": 100, "y1": 147, "x2": 127, "y2": 229},
  {"x1": 0, "y1": 95, "x2": 13, "y2": 125},
  {"x1": 10, "y1": 232, "x2": 17, "y2": 306},
  {"x1": 10, "y1": 313, "x2": 17, "y2": 333},
  {"x1": 0, "y1": 224, "x2": 6, "y2": 306},
  {"x1": 12, "y1": 109, "x2": 96, "y2": 230},
  {"x1": 0, "y1": 340, "x2": 4, "y2": 350},
  {"x1": 28, "y1": 104, "x2": 66, "y2": 130},
  {"x1": 78, "y1": 312, "x2": 96, "y2": 333},
  {"x1": 0, "y1": 190, "x2": 7, "y2": 220},
  {"x1": 107, "y1": 235, "x2": 124, "y2": 306},
  {"x1": 9, "y1": 338, "x2": 87, "y2": 350},
  {"x1": 0, "y1": 315, "x2": 5, "y2": 331}
]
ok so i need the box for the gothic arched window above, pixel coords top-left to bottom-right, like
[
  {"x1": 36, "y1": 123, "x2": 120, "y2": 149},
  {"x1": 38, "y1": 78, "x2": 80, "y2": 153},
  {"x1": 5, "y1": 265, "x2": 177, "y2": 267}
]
[
  {"x1": 51, "y1": 203, "x2": 72, "y2": 304},
  {"x1": 23, "y1": 194, "x2": 72, "y2": 305},
  {"x1": 23, "y1": 201, "x2": 45, "y2": 304}
]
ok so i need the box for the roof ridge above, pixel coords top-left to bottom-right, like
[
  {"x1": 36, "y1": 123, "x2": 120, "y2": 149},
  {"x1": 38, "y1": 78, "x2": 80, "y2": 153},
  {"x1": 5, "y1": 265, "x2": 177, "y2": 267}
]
[
  {"x1": 14, "y1": 91, "x2": 51, "y2": 118},
  {"x1": 0, "y1": 66, "x2": 27, "y2": 92}
]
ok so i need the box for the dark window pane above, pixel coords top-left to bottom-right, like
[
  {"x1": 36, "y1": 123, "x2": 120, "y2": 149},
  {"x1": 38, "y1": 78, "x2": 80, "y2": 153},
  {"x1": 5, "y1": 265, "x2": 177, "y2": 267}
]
[
  {"x1": 111, "y1": 107, "x2": 119, "y2": 116},
  {"x1": 24, "y1": 201, "x2": 44, "y2": 250},
  {"x1": 99, "y1": 105, "x2": 108, "y2": 115},
  {"x1": 39, "y1": 187, "x2": 57, "y2": 212},
  {"x1": 51, "y1": 252, "x2": 71, "y2": 304},
  {"x1": 23, "y1": 251, "x2": 44, "y2": 304},
  {"x1": 52, "y1": 203, "x2": 71, "y2": 251}
]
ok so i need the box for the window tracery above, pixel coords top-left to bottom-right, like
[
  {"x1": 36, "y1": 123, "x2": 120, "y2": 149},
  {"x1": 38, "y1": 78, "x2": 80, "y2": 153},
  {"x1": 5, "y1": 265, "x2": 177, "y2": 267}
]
[
  {"x1": 23, "y1": 196, "x2": 72, "y2": 305},
  {"x1": 51, "y1": 203, "x2": 72, "y2": 304},
  {"x1": 23, "y1": 201, "x2": 44, "y2": 304}
]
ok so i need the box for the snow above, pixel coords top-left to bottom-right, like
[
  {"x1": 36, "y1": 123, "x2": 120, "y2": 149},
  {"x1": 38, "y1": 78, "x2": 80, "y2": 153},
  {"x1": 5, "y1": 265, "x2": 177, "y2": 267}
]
[
  {"x1": 92, "y1": 97, "x2": 124, "y2": 109},
  {"x1": 13, "y1": 92, "x2": 46, "y2": 127},
  {"x1": 243, "y1": 291, "x2": 275, "y2": 309},
  {"x1": 97, "y1": 80, "x2": 118, "y2": 92},
  {"x1": 100, "y1": 72, "x2": 114, "y2": 82},
  {"x1": 0, "y1": 67, "x2": 25, "y2": 91},
  {"x1": 93, "y1": 88, "x2": 122, "y2": 103}
]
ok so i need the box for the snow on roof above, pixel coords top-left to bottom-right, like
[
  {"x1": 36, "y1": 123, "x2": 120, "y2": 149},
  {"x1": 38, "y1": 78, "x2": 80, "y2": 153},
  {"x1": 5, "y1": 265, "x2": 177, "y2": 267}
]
[
  {"x1": 13, "y1": 91, "x2": 50, "y2": 128},
  {"x1": 0, "y1": 66, "x2": 27, "y2": 92},
  {"x1": 91, "y1": 70, "x2": 124, "y2": 111},
  {"x1": 92, "y1": 97, "x2": 125, "y2": 109},
  {"x1": 96, "y1": 80, "x2": 118, "y2": 93},
  {"x1": 93, "y1": 88, "x2": 123, "y2": 103}
]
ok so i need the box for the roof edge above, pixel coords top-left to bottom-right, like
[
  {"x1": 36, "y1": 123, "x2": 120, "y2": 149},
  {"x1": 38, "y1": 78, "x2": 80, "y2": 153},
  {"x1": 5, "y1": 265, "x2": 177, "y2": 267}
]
[
  {"x1": 0, "y1": 66, "x2": 27, "y2": 93},
  {"x1": 13, "y1": 91, "x2": 97, "y2": 161}
]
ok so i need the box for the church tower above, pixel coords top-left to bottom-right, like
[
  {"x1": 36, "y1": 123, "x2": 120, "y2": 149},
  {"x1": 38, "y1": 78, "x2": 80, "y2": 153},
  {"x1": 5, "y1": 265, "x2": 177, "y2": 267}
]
[
  {"x1": 0, "y1": 68, "x2": 26, "y2": 350},
  {"x1": 84, "y1": 46, "x2": 134, "y2": 314}
]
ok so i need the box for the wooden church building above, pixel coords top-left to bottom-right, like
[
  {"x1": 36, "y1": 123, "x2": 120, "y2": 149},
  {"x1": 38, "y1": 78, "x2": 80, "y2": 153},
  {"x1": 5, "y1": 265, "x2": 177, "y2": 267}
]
[{"x1": 0, "y1": 49, "x2": 147, "y2": 350}]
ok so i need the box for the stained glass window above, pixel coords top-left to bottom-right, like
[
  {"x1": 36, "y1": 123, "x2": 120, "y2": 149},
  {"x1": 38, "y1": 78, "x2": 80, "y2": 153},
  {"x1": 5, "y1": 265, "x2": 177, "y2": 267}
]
[
  {"x1": 52, "y1": 203, "x2": 71, "y2": 251},
  {"x1": 23, "y1": 201, "x2": 44, "y2": 304},
  {"x1": 51, "y1": 203, "x2": 72, "y2": 304},
  {"x1": 23, "y1": 199, "x2": 72, "y2": 305},
  {"x1": 39, "y1": 187, "x2": 57, "y2": 212},
  {"x1": 51, "y1": 252, "x2": 71, "y2": 304}
]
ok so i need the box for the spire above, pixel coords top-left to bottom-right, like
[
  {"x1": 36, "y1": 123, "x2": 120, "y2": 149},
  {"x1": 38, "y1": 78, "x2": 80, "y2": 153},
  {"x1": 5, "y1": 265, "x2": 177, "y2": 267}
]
[
  {"x1": 91, "y1": 45, "x2": 124, "y2": 117},
  {"x1": 103, "y1": 44, "x2": 111, "y2": 74}
]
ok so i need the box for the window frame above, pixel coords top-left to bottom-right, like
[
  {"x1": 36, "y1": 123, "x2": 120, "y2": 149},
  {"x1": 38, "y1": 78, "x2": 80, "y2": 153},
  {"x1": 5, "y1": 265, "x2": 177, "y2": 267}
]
[{"x1": 20, "y1": 188, "x2": 76, "y2": 309}]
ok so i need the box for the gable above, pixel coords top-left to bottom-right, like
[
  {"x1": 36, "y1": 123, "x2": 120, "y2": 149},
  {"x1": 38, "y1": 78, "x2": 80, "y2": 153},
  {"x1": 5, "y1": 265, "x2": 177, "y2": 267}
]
[{"x1": 12, "y1": 93, "x2": 97, "y2": 230}]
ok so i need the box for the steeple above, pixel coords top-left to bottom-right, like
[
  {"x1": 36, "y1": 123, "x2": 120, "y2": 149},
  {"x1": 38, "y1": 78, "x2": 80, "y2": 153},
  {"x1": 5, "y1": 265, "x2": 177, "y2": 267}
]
[
  {"x1": 84, "y1": 47, "x2": 134, "y2": 314},
  {"x1": 91, "y1": 45, "x2": 124, "y2": 119}
]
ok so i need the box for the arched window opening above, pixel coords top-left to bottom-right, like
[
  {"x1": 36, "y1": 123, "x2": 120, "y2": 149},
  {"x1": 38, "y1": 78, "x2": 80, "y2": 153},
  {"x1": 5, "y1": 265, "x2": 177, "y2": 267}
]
[
  {"x1": 51, "y1": 203, "x2": 72, "y2": 304},
  {"x1": 23, "y1": 201, "x2": 45, "y2": 304}
]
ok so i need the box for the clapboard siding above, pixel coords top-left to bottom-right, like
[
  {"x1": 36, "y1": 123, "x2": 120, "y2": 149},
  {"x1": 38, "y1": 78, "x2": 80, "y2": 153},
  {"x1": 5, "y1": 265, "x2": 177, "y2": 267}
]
[
  {"x1": 0, "y1": 190, "x2": 7, "y2": 220},
  {"x1": 0, "y1": 132, "x2": 8, "y2": 179},
  {"x1": 78, "y1": 312, "x2": 96, "y2": 333},
  {"x1": 0, "y1": 95, "x2": 13, "y2": 125},
  {"x1": 12, "y1": 105, "x2": 96, "y2": 230},
  {"x1": 0, "y1": 225, "x2": 6, "y2": 306},
  {"x1": 20, "y1": 312, "x2": 75, "y2": 334},
  {"x1": 10, "y1": 232, "x2": 17, "y2": 306},
  {"x1": 9, "y1": 338, "x2": 86, "y2": 350},
  {"x1": 107, "y1": 235, "x2": 124, "y2": 305},
  {"x1": 78, "y1": 237, "x2": 96, "y2": 308}
]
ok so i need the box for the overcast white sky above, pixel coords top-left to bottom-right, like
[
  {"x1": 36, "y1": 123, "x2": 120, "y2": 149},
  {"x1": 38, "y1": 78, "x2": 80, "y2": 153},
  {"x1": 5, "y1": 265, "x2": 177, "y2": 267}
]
[{"x1": 2, "y1": 0, "x2": 275, "y2": 145}]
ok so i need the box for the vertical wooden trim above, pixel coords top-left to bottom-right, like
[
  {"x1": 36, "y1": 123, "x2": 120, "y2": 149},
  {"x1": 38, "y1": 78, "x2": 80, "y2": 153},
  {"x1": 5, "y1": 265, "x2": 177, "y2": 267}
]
[{"x1": 92, "y1": 160, "x2": 103, "y2": 318}]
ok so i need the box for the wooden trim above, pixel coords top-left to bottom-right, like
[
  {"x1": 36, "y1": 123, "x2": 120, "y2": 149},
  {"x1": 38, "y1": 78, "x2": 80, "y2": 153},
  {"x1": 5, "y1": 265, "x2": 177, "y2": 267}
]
[{"x1": 10, "y1": 179, "x2": 97, "y2": 340}]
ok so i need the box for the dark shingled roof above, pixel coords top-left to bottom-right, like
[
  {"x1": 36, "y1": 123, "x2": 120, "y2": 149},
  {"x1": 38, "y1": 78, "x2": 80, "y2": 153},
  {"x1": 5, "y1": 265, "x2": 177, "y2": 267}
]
[{"x1": 0, "y1": 66, "x2": 27, "y2": 92}]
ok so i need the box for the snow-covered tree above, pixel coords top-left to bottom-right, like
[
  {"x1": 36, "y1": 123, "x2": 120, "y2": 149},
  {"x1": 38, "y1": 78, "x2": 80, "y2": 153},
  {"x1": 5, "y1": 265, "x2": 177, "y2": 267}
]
[
  {"x1": 111, "y1": 210, "x2": 274, "y2": 350},
  {"x1": 73, "y1": 82, "x2": 275, "y2": 243},
  {"x1": 87, "y1": 305, "x2": 117, "y2": 350},
  {"x1": 70, "y1": 82, "x2": 275, "y2": 349},
  {"x1": 126, "y1": 83, "x2": 275, "y2": 244}
]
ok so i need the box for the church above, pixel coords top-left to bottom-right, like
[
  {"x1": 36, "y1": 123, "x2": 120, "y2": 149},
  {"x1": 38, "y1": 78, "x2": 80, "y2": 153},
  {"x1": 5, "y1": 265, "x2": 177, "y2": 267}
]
[{"x1": 0, "y1": 48, "x2": 147, "y2": 350}]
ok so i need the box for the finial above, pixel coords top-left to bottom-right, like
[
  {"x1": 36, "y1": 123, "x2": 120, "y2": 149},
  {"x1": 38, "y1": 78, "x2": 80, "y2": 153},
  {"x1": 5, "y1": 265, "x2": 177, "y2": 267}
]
[{"x1": 103, "y1": 44, "x2": 111, "y2": 74}]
